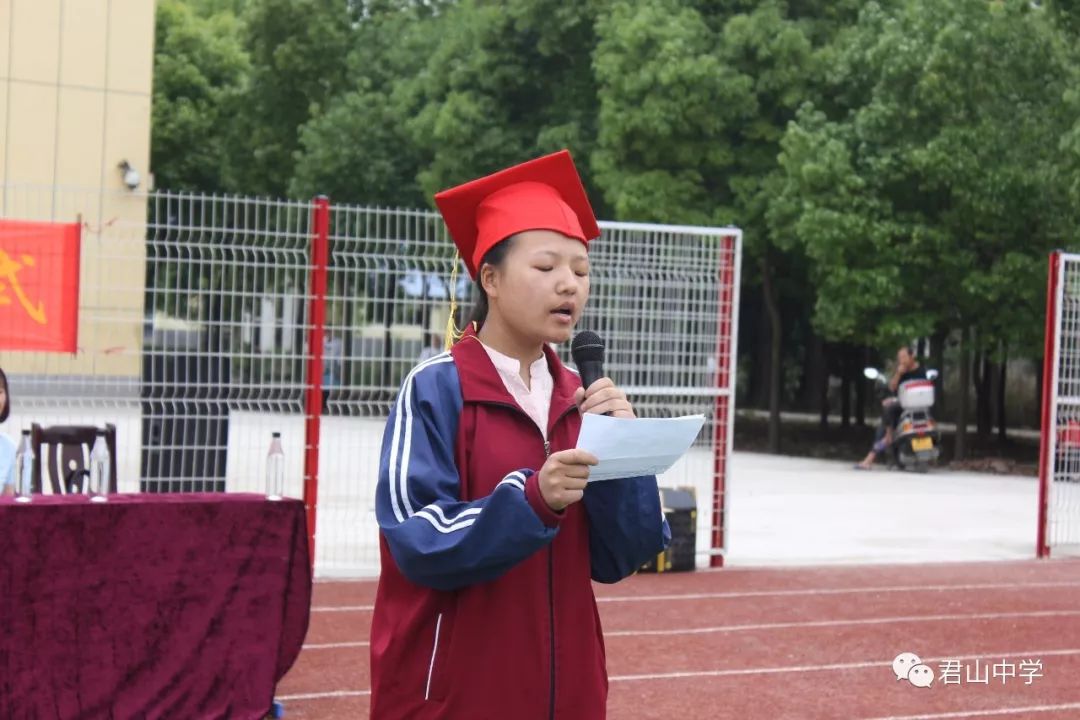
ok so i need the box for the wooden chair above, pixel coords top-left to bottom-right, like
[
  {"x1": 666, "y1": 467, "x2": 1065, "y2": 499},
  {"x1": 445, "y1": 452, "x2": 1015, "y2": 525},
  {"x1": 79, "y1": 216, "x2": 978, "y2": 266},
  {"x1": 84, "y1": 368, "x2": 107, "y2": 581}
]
[{"x1": 30, "y1": 424, "x2": 118, "y2": 495}]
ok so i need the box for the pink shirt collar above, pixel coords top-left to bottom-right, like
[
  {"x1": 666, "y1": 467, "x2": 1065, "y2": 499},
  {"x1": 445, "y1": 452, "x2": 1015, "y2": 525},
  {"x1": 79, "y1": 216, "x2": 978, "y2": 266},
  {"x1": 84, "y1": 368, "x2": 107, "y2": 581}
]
[{"x1": 480, "y1": 342, "x2": 554, "y2": 439}]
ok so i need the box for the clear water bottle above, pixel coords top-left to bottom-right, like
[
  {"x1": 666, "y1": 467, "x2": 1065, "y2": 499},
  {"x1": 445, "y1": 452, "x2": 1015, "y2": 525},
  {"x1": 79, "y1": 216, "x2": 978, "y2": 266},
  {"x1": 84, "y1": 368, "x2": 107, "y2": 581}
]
[
  {"x1": 88, "y1": 430, "x2": 110, "y2": 502},
  {"x1": 266, "y1": 432, "x2": 284, "y2": 501},
  {"x1": 14, "y1": 430, "x2": 33, "y2": 503}
]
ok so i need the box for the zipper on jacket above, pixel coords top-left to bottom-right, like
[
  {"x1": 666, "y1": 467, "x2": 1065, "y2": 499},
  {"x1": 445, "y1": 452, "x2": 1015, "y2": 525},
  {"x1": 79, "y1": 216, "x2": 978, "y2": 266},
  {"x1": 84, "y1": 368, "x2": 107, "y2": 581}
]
[
  {"x1": 543, "y1": 433, "x2": 554, "y2": 717},
  {"x1": 424, "y1": 612, "x2": 443, "y2": 701},
  {"x1": 475, "y1": 399, "x2": 577, "y2": 448},
  {"x1": 475, "y1": 398, "x2": 569, "y2": 718},
  {"x1": 548, "y1": 546, "x2": 556, "y2": 720}
]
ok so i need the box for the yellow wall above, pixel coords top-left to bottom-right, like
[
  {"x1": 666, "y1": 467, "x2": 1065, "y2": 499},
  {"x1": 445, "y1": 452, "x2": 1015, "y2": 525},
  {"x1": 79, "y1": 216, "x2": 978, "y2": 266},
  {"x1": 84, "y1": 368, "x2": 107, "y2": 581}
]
[{"x1": 0, "y1": 0, "x2": 155, "y2": 377}]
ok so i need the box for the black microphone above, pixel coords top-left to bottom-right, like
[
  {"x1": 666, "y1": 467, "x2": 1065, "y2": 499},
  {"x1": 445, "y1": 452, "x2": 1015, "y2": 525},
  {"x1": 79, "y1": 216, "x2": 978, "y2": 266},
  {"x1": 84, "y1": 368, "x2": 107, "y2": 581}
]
[{"x1": 571, "y1": 331, "x2": 609, "y2": 415}]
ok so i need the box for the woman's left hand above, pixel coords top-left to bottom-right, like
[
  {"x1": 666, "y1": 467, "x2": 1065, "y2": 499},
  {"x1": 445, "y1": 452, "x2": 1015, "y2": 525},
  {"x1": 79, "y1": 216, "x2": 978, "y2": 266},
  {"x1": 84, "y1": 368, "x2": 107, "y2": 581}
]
[{"x1": 574, "y1": 378, "x2": 636, "y2": 419}]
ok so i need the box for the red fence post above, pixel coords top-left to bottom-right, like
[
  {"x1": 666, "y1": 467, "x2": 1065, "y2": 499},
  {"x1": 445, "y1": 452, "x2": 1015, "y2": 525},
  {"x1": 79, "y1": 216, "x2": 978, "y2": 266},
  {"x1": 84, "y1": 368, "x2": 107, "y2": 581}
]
[
  {"x1": 304, "y1": 196, "x2": 331, "y2": 569},
  {"x1": 710, "y1": 234, "x2": 738, "y2": 568},
  {"x1": 1036, "y1": 250, "x2": 1061, "y2": 559}
]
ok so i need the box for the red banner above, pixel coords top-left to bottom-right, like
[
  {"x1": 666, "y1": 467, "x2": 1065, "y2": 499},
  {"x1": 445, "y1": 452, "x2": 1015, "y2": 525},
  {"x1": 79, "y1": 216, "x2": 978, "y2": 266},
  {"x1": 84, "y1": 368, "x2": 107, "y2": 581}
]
[{"x1": 0, "y1": 219, "x2": 81, "y2": 353}]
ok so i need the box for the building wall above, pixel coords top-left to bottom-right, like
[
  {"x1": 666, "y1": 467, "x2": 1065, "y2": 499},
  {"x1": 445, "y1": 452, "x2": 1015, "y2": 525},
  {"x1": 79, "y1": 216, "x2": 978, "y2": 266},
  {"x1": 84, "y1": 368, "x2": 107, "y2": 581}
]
[{"x1": 0, "y1": 0, "x2": 155, "y2": 378}]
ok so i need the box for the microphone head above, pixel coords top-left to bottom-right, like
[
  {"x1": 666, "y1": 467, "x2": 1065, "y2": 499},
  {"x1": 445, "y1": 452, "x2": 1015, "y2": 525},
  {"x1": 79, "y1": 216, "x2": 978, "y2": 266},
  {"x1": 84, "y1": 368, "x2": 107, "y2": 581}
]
[{"x1": 571, "y1": 331, "x2": 605, "y2": 365}]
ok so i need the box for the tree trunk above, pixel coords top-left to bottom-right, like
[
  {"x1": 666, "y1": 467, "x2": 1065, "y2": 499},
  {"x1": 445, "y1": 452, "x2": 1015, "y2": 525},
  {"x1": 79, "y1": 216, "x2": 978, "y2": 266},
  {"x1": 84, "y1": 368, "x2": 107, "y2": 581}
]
[
  {"x1": 930, "y1": 330, "x2": 946, "y2": 417},
  {"x1": 382, "y1": 269, "x2": 395, "y2": 391},
  {"x1": 955, "y1": 330, "x2": 971, "y2": 461},
  {"x1": 840, "y1": 350, "x2": 851, "y2": 429},
  {"x1": 986, "y1": 356, "x2": 999, "y2": 438},
  {"x1": 854, "y1": 345, "x2": 867, "y2": 427},
  {"x1": 343, "y1": 274, "x2": 357, "y2": 408},
  {"x1": 997, "y1": 345, "x2": 1008, "y2": 443},
  {"x1": 976, "y1": 349, "x2": 992, "y2": 438},
  {"x1": 817, "y1": 339, "x2": 830, "y2": 430},
  {"x1": 1035, "y1": 361, "x2": 1045, "y2": 430},
  {"x1": 751, "y1": 296, "x2": 770, "y2": 409},
  {"x1": 761, "y1": 255, "x2": 782, "y2": 453},
  {"x1": 819, "y1": 363, "x2": 830, "y2": 430},
  {"x1": 804, "y1": 332, "x2": 825, "y2": 414}
]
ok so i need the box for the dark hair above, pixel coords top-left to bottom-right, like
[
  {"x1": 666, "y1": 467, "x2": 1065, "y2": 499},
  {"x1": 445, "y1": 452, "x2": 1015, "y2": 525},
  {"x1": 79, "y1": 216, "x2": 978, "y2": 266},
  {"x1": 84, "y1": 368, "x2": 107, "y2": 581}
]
[
  {"x1": 468, "y1": 235, "x2": 517, "y2": 328},
  {"x1": 898, "y1": 345, "x2": 915, "y2": 358},
  {"x1": 0, "y1": 368, "x2": 9, "y2": 423}
]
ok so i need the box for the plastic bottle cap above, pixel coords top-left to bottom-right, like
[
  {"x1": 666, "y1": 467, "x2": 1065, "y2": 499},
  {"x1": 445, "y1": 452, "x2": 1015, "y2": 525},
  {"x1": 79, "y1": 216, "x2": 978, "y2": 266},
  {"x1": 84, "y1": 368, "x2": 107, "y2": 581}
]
[{"x1": 272, "y1": 432, "x2": 281, "y2": 438}]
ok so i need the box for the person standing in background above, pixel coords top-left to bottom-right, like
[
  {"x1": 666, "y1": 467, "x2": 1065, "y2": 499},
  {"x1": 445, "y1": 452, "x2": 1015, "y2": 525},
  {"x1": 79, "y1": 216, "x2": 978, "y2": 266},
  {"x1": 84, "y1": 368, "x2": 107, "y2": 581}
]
[
  {"x1": 0, "y1": 369, "x2": 16, "y2": 495},
  {"x1": 416, "y1": 330, "x2": 443, "y2": 363}
]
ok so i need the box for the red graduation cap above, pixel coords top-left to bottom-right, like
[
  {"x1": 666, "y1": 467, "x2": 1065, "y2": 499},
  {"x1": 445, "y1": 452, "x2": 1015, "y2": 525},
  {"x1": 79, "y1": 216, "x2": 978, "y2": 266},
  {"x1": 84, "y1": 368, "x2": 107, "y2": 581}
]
[{"x1": 434, "y1": 150, "x2": 601, "y2": 279}]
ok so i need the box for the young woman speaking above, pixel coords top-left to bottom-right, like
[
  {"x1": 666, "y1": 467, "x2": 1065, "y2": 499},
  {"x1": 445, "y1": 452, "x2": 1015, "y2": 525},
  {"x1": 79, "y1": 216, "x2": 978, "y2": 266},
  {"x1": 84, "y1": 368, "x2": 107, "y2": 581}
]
[{"x1": 370, "y1": 150, "x2": 670, "y2": 720}]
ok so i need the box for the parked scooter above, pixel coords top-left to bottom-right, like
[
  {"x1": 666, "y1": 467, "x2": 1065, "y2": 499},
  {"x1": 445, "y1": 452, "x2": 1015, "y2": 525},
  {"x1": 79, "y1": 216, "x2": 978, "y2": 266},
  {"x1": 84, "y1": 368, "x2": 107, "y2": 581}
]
[{"x1": 863, "y1": 367, "x2": 942, "y2": 472}]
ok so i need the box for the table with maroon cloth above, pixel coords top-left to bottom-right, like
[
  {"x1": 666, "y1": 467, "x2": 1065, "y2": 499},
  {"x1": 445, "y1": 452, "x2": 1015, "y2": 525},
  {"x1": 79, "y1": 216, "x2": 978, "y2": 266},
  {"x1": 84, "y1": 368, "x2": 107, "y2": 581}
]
[{"x1": 0, "y1": 493, "x2": 311, "y2": 719}]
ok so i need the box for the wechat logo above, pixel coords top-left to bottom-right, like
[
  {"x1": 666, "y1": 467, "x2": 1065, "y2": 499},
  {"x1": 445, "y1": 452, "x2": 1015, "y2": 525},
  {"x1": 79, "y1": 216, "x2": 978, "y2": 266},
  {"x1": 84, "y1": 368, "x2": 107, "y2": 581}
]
[{"x1": 893, "y1": 652, "x2": 934, "y2": 688}]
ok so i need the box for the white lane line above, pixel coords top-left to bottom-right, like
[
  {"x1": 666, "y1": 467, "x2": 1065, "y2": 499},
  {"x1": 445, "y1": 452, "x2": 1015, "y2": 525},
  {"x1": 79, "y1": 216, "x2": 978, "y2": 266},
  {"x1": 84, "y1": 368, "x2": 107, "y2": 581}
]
[
  {"x1": 300, "y1": 609, "x2": 1080, "y2": 649},
  {"x1": 309, "y1": 580, "x2": 1080, "y2": 613},
  {"x1": 609, "y1": 648, "x2": 1080, "y2": 682},
  {"x1": 274, "y1": 649, "x2": 1080, "y2": 702},
  {"x1": 595, "y1": 580, "x2": 1080, "y2": 604},
  {"x1": 303, "y1": 641, "x2": 370, "y2": 649},
  {"x1": 315, "y1": 579, "x2": 378, "y2": 584},
  {"x1": 275, "y1": 690, "x2": 371, "y2": 700},
  {"x1": 604, "y1": 610, "x2": 1080, "y2": 637},
  {"x1": 861, "y1": 702, "x2": 1080, "y2": 720}
]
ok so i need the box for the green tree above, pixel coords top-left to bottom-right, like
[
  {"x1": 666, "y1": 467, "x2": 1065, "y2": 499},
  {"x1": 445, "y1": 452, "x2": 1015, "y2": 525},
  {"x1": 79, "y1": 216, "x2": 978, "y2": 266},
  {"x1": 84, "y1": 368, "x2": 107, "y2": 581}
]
[
  {"x1": 593, "y1": 0, "x2": 861, "y2": 451},
  {"x1": 229, "y1": 0, "x2": 354, "y2": 196},
  {"x1": 776, "y1": 0, "x2": 1078, "y2": 456},
  {"x1": 592, "y1": 0, "x2": 753, "y2": 225},
  {"x1": 397, "y1": 0, "x2": 605, "y2": 201},
  {"x1": 151, "y1": 0, "x2": 250, "y2": 192},
  {"x1": 300, "y1": 0, "x2": 607, "y2": 202},
  {"x1": 183, "y1": 0, "x2": 248, "y2": 16},
  {"x1": 288, "y1": 3, "x2": 459, "y2": 204}
]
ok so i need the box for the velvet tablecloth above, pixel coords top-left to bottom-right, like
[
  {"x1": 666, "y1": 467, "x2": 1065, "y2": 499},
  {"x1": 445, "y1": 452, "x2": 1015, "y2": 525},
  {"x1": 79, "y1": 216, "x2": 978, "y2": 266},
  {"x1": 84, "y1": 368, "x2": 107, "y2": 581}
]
[{"x1": 0, "y1": 493, "x2": 311, "y2": 719}]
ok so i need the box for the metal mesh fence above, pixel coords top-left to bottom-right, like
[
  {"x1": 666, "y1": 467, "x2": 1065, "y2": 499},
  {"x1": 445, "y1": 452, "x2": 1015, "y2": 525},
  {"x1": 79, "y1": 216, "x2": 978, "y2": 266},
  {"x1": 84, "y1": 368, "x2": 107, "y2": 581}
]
[
  {"x1": 2, "y1": 186, "x2": 150, "y2": 495},
  {"x1": 0, "y1": 186, "x2": 741, "y2": 577},
  {"x1": 312, "y1": 210, "x2": 740, "y2": 576},
  {"x1": 1042, "y1": 252, "x2": 1080, "y2": 556}
]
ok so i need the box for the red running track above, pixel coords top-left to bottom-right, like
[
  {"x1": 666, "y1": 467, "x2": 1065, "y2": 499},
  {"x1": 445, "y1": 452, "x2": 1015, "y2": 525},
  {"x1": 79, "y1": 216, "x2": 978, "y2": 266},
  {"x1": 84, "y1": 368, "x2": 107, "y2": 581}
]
[{"x1": 276, "y1": 559, "x2": 1080, "y2": 719}]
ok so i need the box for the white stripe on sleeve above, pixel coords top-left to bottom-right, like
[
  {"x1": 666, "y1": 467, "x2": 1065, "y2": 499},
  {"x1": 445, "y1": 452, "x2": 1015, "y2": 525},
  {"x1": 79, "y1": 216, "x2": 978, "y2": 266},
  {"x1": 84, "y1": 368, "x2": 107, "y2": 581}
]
[{"x1": 389, "y1": 354, "x2": 453, "y2": 522}]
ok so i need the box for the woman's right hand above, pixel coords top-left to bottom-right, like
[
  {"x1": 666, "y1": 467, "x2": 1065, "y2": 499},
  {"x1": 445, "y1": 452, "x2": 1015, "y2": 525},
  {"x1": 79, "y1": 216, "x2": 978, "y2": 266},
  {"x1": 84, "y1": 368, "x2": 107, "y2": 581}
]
[{"x1": 538, "y1": 449, "x2": 598, "y2": 512}]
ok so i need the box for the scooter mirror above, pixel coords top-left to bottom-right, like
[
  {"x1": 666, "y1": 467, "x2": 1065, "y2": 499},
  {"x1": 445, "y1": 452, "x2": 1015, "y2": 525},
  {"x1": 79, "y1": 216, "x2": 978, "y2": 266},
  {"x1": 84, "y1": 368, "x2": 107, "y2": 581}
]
[{"x1": 863, "y1": 367, "x2": 880, "y2": 380}]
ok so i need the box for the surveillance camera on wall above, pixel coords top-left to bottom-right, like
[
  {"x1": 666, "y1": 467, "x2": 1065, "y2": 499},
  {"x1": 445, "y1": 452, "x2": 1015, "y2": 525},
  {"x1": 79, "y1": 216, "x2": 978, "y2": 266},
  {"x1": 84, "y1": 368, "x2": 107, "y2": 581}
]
[{"x1": 118, "y1": 160, "x2": 141, "y2": 190}]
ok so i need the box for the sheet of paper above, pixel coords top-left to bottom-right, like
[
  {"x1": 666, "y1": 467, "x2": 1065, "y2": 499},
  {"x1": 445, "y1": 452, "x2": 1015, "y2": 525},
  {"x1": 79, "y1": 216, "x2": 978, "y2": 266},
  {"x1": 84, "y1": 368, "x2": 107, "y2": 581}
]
[{"x1": 576, "y1": 413, "x2": 706, "y2": 482}]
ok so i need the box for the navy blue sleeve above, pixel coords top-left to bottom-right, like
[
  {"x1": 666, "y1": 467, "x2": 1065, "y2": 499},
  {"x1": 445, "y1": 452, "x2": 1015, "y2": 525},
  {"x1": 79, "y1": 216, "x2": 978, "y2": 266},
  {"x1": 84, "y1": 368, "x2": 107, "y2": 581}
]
[
  {"x1": 583, "y1": 474, "x2": 671, "y2": 584},
  {"x1": 375, "y1": 354, "x2": 558, "y2": 591}
]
